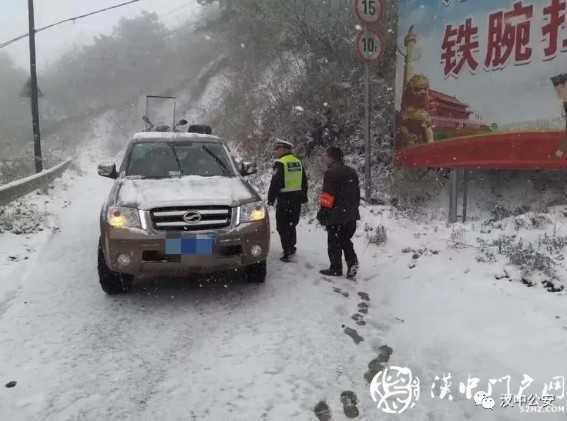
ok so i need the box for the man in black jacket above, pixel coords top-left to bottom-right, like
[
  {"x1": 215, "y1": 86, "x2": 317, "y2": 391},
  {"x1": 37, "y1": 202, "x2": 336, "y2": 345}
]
[
  {"x1": 268, "y1": 139, "x2": 309, "y2": 262},
  {"x1": 317, "y1": 147, "x2": 360, "y2": 279}
]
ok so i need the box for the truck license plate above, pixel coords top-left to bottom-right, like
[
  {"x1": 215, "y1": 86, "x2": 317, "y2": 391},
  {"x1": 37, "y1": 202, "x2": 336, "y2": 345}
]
[{"x1": 165, "y1": 234, "x2": 215, "y2": 256}]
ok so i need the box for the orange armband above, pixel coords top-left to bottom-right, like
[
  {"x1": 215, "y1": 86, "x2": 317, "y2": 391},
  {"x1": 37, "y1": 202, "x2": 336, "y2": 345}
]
[{"x1": 320, "y1": 192, "x2": 336, "y2": 208}]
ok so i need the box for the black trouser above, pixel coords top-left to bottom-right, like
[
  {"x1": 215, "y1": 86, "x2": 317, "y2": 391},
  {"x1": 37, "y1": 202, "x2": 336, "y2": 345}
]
[
  {"x1": 326, "y1": 220, "x2": 358, "y2": 271},
  {"x1": 276, "y1": 199, "x2": 301, "y2": 255}
]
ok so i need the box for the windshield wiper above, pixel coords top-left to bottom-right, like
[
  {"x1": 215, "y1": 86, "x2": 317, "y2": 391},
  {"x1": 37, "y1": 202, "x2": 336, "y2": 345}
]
[
  {"x1": 168, "y1": 144, "x2": 183, "y2": 176},
  {"x1": 202, "y1": 146, "x2": 230, "y2": 175}
]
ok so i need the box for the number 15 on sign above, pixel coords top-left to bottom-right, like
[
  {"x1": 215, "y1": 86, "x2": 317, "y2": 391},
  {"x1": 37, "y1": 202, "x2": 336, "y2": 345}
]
[{"x1": 354, "y1": 0, "x2": 383, "y2": 23}]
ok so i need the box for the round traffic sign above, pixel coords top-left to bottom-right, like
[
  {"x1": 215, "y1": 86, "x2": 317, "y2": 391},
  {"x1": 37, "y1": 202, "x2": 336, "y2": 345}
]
[
  {"x1": 356, "y1": 30, "x2": 384, "y2": 63},
  {"x1": 354, "y1": 0, "x2": 383, "y2": 24}
]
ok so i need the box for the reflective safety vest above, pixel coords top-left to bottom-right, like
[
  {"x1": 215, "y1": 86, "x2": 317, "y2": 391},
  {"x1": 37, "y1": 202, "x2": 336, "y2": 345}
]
[{"x1": 277, "y1": 154, "x2": 303, "y2": 193}]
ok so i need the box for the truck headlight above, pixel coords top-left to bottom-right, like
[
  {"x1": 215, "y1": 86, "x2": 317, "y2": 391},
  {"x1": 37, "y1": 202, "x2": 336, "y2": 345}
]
[
  {"x1": 239, "y1": 202, "x2": 266, "y2": 223},
  {"x1": 107, "y1": 206, "x2": 141, "y2": 229}
]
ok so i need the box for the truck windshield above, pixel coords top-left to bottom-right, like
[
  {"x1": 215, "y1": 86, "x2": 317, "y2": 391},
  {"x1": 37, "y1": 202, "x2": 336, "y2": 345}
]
[{"x1": 126, "y1": 142, "x2": 235, "y2": 178}]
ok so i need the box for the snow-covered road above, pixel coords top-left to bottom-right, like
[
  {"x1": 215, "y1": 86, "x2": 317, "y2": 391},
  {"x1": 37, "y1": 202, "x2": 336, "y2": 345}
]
[{"x1": 1, "y1": 146, "x2": 567, "y2": 421}]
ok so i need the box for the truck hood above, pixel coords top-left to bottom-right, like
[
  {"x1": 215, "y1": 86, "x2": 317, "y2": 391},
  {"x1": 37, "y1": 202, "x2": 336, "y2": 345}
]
[{"x1": 116, "y1": 176, "x2": 257, "y2": 210}]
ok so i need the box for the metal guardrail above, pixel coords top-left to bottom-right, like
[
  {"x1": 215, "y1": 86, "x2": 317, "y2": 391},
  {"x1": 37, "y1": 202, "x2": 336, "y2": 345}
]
[{"x1": 0, "y1": 159, "x2": 72, "y2": 206}]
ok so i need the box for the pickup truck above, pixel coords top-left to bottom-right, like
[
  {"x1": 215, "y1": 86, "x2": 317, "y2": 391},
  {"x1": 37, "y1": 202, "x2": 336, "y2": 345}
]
[{"x1": 97, "y1": 131, "x2": 270, "y2": 294}]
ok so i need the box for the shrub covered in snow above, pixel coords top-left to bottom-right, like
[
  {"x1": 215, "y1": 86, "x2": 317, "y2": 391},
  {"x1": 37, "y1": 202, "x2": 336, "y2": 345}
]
[
  {"x1": 478, "y1": 230, "x2": 567, "y2": 290},
  {"x1": 0, "y1": 201, "x2": 47, "y2": 235},
  {"x1": 364, "y1": 223, "x2": 387, "y2": 246},
  {"x1": 505, "y1": 240, "x2": 555, "y2": 276}
]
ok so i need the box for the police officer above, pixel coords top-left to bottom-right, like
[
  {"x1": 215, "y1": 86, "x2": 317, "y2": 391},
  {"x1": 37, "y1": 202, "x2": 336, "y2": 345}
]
[
  {"x1": 268, "y1": 138, "x2": 308, "y2": 262},
  {"x1": 317, "y1": 146, "x2": 360, "y2": 279}
]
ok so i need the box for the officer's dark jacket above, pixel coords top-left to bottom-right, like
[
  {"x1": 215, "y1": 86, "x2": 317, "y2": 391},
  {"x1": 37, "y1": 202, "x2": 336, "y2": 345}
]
[
  {"x1": 267, "y1": 153, "x2": 308, "y2": 206},
  {"x1": 317, "y1": 161, "x2": 360, "y2": 226}
]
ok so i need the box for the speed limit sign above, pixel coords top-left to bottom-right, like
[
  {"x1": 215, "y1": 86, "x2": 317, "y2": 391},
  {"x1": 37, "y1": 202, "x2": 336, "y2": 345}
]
[
  {"x1": 356, "y1": 30, "x2": 384, "y2": 63},
  {"x1": 354, "y1": 0, "x2": 383, "y2": 24},
  {"x1": 353, "y1": 0, "x2": 383, "y2": 201}
]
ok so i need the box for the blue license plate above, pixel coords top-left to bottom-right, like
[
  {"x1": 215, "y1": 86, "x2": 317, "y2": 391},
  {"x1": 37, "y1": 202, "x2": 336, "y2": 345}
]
[{"x1": 165, "y1": 234, "x2": 215, "y2": 256}]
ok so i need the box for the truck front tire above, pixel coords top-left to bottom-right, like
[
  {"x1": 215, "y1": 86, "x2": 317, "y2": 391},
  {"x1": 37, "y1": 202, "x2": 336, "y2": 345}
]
[{"x1": 98, "y1": 238, "x2": 133, "y2": 294}]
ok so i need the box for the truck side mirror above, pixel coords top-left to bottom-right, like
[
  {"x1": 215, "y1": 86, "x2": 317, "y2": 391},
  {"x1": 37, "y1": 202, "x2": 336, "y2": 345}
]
[
  {"x1": 98, "y1": 163, "x2": 118, "y2": 179},
  {"x1": 240, "y1": 161, "x2": 257, "y2": 176}
]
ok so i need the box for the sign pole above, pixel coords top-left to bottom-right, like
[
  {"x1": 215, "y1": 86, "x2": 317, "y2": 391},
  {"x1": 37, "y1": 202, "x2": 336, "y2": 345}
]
[
  {"x1": 354, "y1": 0, "x2": 383, "y2": 201},
  {"x1": 27, "y1": 0, "x2": 43, "y2": 173},
  {"x1": 364, "y1": 62, "x2": 371, "y2": 201}
]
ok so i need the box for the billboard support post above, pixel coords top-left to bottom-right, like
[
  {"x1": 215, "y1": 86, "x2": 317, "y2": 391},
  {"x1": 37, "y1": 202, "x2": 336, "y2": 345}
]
[
  {"x1": 449, "y1": 170, "x2": 458, "y2": 223},
  {"x1": 448, "y1": 169, "x2": 469, "y2": 224},
  {"x1": 462, "y1": 169, "x2": 468, "y2": 223},
  {"x1": 551, "y1": 74, "x2": 567, "y2": 158}
]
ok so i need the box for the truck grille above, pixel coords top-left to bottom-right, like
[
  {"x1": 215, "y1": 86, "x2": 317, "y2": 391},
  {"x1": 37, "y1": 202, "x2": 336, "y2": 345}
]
[{"x1": 150, "y1": 206, "x2": 232, "y2": 231}]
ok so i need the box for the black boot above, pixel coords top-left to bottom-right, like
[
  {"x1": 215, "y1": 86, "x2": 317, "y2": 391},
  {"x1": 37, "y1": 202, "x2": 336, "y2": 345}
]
[
  {"x1": 346, "y1": 264, "x2": 359, "y2": 280},
  {"x1": 320, "y1": 268, "x2": 342, "y2": 277}
]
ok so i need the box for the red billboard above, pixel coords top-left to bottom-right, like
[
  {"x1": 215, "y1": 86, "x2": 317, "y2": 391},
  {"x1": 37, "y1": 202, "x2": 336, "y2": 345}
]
[{"x1": 395, "y1": 0, "x2": 567, "y2": 169}]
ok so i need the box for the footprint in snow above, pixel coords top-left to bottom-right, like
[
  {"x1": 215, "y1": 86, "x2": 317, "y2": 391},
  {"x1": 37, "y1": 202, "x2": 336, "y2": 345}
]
[
  {"x1": 333, "y1": 287, "x2": 349, "y2": 298},
  {"x1": 364, "y1": 345, "x2": 394, "y2": 384},
  {"x1": 351, "y1": 313, "x2": 366, "y2": 326},
  {"x1": 343, "y1": 326, "x2": 364, "y2": 345},
  {"x1": 352, "y1": 313, "x2": 363, "y2": 322},
  {"x1": 357, "y1": 302, "x2": 369, "y2": 315},
  {"x1": 358, "y1": 292, "x2": 370, "y2": 302},
  {"x1": 336, "y1": 364, "x2": 344, "y2": 380},
  {"x1": 314, "y1": 400, "x2": 332, "y2": 421},
  {"x1": 340, "y1": 391, "x2": 360, "y2": 419}
]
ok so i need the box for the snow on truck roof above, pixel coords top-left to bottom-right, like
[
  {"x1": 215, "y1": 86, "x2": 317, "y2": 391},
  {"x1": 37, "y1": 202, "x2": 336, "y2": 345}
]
[{"x1": 132, "y1": 132, "x2": 223, "y2": 143}]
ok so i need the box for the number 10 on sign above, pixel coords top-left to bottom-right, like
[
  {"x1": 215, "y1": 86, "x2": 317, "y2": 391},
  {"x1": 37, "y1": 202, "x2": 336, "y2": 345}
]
[{"x1": 356, "y1": 30, "x2": 384, "y2": 64}]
